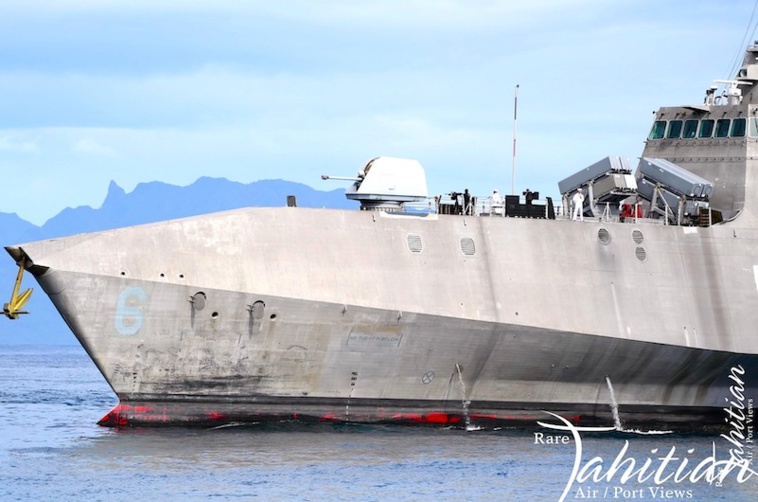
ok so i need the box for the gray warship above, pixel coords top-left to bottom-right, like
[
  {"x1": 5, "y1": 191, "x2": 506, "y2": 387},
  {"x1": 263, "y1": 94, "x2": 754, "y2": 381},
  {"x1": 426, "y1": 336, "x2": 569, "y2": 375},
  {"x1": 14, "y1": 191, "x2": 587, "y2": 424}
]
[{"x1": 5, "y1": 44, "x2": 758, "y2": 429}]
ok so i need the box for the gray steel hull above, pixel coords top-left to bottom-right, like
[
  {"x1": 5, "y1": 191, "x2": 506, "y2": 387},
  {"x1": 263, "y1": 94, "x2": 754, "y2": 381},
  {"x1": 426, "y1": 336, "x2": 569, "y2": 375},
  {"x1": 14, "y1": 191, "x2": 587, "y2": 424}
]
[{"x1": 21, "y1": 208, "x2": 758, "y2": 430}]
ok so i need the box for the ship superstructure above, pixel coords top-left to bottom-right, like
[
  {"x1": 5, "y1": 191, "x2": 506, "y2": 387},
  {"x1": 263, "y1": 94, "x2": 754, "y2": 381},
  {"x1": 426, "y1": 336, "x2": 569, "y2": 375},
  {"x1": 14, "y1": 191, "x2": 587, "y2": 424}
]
[{"x1": 5, "y1": 44, "x2": 758, "y2": 429}]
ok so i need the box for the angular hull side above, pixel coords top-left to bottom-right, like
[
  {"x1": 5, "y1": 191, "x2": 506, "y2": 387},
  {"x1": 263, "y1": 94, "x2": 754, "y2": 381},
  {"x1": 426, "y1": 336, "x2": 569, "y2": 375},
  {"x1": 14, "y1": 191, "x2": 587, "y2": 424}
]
[
  {"x1": 12, "y1": 206, "x2": 758, "y2": 353},
  {"x1": 34, "y1": 266, "x2": 758, "y2": 429}
]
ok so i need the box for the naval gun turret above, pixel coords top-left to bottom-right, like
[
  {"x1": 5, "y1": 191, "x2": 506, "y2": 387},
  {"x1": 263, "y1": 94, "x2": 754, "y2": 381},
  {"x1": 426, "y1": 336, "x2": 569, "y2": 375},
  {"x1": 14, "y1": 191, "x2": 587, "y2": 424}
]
[{"x1": 322, "y1": 157, "x2": 429, "y2": 211}]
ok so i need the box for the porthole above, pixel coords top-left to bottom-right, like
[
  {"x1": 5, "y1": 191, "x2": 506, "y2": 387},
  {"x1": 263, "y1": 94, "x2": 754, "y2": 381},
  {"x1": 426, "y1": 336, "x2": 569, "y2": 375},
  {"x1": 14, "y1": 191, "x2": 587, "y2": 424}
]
[
  {"x1": 598, "y1": 228, "x2": 611, "y2": 244},
  {"x1": 635, "y1": 247, "x2": 647, "y2": 262},
  {"x1": 632, "y1": 229, "x2": 644, "y2": 244}
]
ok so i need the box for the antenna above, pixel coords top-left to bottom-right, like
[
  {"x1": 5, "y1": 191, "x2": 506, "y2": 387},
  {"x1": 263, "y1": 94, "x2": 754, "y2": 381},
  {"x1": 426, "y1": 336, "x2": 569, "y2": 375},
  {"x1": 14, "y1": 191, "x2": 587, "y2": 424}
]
[{"x1": 511, "y1": 84, "x2": 519, "y2": 195}]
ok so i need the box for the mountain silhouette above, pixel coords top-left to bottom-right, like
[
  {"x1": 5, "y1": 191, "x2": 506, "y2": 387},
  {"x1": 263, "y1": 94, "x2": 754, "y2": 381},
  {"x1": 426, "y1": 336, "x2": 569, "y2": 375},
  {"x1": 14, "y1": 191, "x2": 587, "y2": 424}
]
[{"x1": 0, "y1": 177, "x2": 357, "y2": 344}]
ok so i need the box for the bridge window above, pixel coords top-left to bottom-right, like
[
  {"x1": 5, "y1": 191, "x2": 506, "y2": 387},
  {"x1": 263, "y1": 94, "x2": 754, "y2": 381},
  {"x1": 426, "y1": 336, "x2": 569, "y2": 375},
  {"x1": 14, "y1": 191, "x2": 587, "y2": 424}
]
[
  {"x1": 683, "y1": 119, "x2": 698, "y2": 139},
  {"x1": 731, "y1": 118, "x2": 746, "y2": 137},
  {"x1": 751, "y1": 118, "x2": 758, "y2": 137},
  {"x1": 698, "y1": 119, "x2": 714, "y2": 138},
  {"x1": 648, "y1": 121, "x2": 666, "y2": 139},
  {"x1": 666, "y1": 120, "x2": 683, "y2": 139},
  {"x1": 715, "y1": 119, "x2": 731, "y2": 138}
]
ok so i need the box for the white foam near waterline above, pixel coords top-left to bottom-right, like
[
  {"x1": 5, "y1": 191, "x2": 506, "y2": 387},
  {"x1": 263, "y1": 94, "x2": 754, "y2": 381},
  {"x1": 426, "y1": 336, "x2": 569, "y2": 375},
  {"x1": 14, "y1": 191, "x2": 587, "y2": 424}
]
[
  {"x1": 621, "y1": 428, "x2": 674, "y2": 435},
  {"x1": 605, "y1": 376, "x2": 673, "y2": 435},
  {"x1": 605, "y1": 376, "x2": 623, "y2": 431},
  {"x1": 455, "y1": 363, "x2": 475, "y2": 430}
]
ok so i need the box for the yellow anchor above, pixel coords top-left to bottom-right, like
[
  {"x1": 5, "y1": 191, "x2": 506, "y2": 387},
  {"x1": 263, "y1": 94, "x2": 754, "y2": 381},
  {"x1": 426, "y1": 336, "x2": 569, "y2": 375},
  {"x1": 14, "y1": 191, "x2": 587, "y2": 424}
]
[{"x1": 3, "y1": 260, "x2": 32, "y2": 320}]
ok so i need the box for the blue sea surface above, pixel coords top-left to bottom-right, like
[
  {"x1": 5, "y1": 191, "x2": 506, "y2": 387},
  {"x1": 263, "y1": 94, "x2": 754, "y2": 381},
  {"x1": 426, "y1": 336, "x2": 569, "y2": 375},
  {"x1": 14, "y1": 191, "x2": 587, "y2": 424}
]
[{"x1": 0, "y1": 345, "x2": 755, "y2": 501}]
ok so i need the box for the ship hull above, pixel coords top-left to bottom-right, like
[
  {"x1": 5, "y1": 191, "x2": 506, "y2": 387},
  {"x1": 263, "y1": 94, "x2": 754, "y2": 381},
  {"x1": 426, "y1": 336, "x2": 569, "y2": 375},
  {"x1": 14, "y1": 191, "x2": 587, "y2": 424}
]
[{"x1": 32, "y1": 258, "x2": 758, "y2": 430}]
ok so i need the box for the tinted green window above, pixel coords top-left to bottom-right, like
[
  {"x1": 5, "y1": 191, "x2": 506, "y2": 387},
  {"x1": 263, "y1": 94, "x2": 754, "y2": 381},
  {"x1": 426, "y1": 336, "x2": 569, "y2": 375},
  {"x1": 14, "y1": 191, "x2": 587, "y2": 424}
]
[
  {"x1": 666, "y1": 120, "x2": 683, "y2": 139},
  {"x1": 683, "y1": 119, "x2": 698, "y2": 138},
  {"x1": 648, "y1": 121, "x2": 666, "y2": 140},
  {"x1": 699, "y1": 119, "x2": 714, "y2": 138},
  {"x1": 715, "y1": 119, "x2": 730, "y2": 138},
  {"x1": 750, "y1": 118, "x2": 758, "y2": 137},
  {"x1": 731, "y1": 118, "x2": 746, "y2": 137}
]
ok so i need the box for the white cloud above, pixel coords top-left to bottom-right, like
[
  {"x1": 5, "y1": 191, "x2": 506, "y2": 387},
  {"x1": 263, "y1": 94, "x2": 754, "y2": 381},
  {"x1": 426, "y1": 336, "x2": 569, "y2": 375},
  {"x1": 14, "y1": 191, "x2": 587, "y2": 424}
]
[
  {"x1": 0, "y1": 136, "x2": 38, "y2": 153},
  {"x1": 72, "y1": 138, "x2": 119, "y2": 157}
]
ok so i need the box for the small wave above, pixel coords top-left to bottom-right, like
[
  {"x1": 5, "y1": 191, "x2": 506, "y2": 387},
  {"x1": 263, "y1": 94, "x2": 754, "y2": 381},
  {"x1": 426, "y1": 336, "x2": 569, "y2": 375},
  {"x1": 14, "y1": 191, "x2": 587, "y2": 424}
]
[
  {"x1": 206, "y1": 422, "x2": 248, "y2": 431},
  {"x1": 1, "y1": 390, "x2": 114, "y2": 406},
  {"x1": 621, "y1": 428, "x2": 674, "y2": 435}
]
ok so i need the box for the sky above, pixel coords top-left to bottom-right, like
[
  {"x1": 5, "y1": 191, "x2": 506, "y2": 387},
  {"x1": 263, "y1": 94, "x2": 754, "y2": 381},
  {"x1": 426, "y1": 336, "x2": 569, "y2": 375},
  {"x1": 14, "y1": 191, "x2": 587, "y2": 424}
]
[{"x1": 1, "y1": 0, "x2": 757, "y2": 225}]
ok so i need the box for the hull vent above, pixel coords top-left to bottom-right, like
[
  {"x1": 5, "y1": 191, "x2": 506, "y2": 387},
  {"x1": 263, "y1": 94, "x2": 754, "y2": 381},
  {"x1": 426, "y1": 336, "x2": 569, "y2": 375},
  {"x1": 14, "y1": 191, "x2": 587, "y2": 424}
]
[
  {"x1": 407, "y1": 234, "x2": 423, "y2": 253},
  {"x1": 460, "y1": 238, "x2": 476, "y2": 256},
  {"x1": 598, "y1": 228, "x2": 612, "y2": 244}
]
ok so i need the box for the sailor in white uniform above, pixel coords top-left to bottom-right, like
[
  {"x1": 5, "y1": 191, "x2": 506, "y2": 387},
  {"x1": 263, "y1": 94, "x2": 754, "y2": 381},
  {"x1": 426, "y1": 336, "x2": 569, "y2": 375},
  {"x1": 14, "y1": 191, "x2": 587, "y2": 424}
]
[
  {"x1": 490, "y1": 189, "x2": 504, "y2": 216},
  {"x1": 572, "y1": 188, "x2": 585, "y2": 221}
]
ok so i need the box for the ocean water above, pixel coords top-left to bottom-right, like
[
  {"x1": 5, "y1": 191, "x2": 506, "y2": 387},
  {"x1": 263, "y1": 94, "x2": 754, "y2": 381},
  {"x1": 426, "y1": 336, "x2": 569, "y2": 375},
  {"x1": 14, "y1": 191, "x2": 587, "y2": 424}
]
[{"x1": 0, "y1": 345, "x2": 755, "y2": 501}]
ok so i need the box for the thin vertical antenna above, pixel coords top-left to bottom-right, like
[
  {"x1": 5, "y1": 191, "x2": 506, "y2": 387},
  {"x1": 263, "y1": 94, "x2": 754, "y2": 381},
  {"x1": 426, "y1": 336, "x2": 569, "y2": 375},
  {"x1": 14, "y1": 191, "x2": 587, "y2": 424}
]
[{"x1": 512, "y1": 84, "x2": 519, "y2": 195}]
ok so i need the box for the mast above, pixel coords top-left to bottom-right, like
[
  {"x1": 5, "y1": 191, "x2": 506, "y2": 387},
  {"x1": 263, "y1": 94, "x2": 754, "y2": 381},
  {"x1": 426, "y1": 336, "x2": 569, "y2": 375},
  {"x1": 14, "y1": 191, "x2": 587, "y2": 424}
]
[{"x1": 512, "y1": 84, "x2": 519, "y2": 195}]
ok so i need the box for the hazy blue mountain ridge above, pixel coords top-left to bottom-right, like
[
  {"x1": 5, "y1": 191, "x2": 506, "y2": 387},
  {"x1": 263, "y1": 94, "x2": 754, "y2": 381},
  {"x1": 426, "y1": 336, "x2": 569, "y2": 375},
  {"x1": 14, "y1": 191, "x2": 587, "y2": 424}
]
[
  {"x1": 0, "y1": 177, "x2": 356, "y2": 344},
  {"x1": 40, "y1": 177, "x2": 355, "y2": 238},
  {"x1": 0, "y1": 211, "x2": 43, "y2": 245}
]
